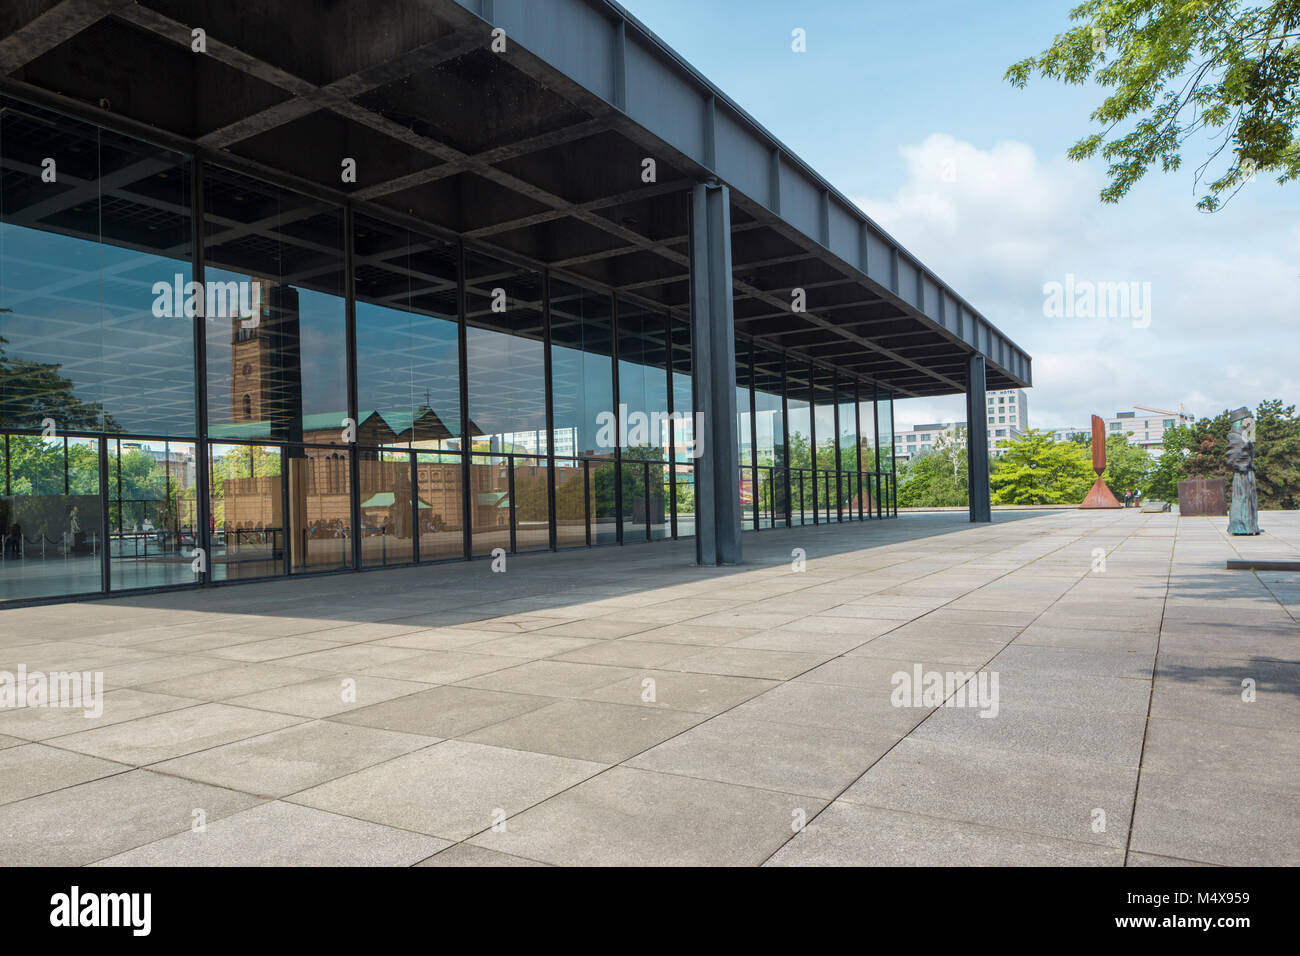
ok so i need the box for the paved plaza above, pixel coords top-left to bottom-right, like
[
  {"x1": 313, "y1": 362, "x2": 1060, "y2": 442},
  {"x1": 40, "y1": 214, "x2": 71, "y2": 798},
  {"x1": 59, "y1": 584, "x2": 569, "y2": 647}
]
[{"x1": 0, "y1": 509, "x2": 1296, "y2": 866}]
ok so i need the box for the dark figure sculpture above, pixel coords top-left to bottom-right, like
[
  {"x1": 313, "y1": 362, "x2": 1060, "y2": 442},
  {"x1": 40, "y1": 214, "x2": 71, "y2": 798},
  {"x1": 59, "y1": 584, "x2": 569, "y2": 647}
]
[{"x1": 1226, "y1": 407, "x2": 1259, "y2": 535}]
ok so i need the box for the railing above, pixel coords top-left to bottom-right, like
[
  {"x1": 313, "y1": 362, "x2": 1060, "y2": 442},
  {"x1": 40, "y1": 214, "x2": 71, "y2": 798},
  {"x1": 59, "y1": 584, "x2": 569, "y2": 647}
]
[{"x1": 1, "y1": 532, "x2": 100, "y2": 560}]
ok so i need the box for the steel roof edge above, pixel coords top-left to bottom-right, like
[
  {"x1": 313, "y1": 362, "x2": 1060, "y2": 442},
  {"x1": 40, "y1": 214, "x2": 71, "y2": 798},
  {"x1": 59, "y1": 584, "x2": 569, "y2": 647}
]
[{"x1": 454, "y1": 0, "x2": 1030, "y2": 387}]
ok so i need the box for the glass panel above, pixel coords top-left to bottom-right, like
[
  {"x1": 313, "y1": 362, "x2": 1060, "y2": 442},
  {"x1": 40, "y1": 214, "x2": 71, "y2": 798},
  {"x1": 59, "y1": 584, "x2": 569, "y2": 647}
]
[
  {"x1": 0, "y1": 435, "x2": 102, "y2": 600},
  {"x1": 754, "y1": 347, "x2": 785, "y2": 528},
  {"x1": 673, "y1": 462, "x2": 695, "y2": 539},
  {"x1": 513, "y1": 454, "x2": 549, "y2": 553},
  {"x1": 108, "y1": 438, "x2": 199, "y2": 589},
  {"x1": 621, "y1": 459, "x2": 648, "y2": 542},
  {"x1": 209, "y1": 443, "x2": 283, "y2": 580},
  {"x1": 786, "y1": 363, "x2": 812, "y2": 525},
  {"x1": 469, "y1": 453, "x2": 510, "y2": 556},
  {"x1": 286, "y1": 447, "x2": 351, "y2": 574},
  {"x1": 859, "y1": 390, "x2": 878, "y2": 517},
  {"x1": 838, "y1": 376, "x2": 858, "y2": 520},
  {"x1": 359, "y1": 449, "x2": 415, "y2": 567},
  {"x1": 354, "y1": 217, "x2": 460, "y2": 450},
  {"x1": 735, "y1": 338, "x2": 753, "y2": 528},
  {"x1": 669, "y1": 312, "x2": 694, "y2": 536},
  {"x1": 814, "y1": 367, "x2": 837, "y2": 474},
  {"x1": 204, "y1": 167, "x2": 347, "y2": 446},
  {"x1": 415, "y1": 451, "x2": 464, "y2": 561},
  {"x1": 877, "y1": 393, "x2": 895, "y2": 475},
  {"x1": 554, "y1": 458, "x2": 587, "y2": 548},
  {"x1": 878, "y1": 393, "x2": 896, "y2": 516},
  {"x1": 616, "y1": 300, "x2": 670, "y2": 460},
  {"x1": 589, "y1": 459, "x2": 618, "y2": 545},
  {"x1": 735, "y1": 337, "x2": 753, "y2": 468},
  {"x1": 0, "y1": 99, "x2": 194, "y2": 438},
  {"x1": 550, "y1": 278, "x2": 613, "y2": 459},
  {"x1": 650, "y1": 462, "x2": 670, "y2": 540},
  {"x1": 465, "y1": 252, "x2": 546, "y2": 456}
]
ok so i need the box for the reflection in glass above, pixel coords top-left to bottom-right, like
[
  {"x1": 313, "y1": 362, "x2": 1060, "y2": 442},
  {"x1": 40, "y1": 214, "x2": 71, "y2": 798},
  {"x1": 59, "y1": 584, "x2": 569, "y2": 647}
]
[
  {"x1": 465, "y1": 252, "x2": 546, "y2": 455},
  {"x1": 354, "y1": 217, "x2": 460, "y2": 450},
  {"x1": 786, "y1": 363, "x2": 813, "y2": 524},
  {"x1": 360, "y1": 449, "x2": 415, "y2": 567},
  {"x1": 838, "y1": 375, "x2": 859, "y2": 520},
  {"x1": 550, "y1": 278, "x2": 613, "y2": 459},
  {"x1": 589, "y1": 460, "x2": 618, "y2": 545},
  {"x1": 0, "y1": 98, "x2": 194, "y2": 437},
  {"x1": 754, "y1": 347, "x2": 785, "y2": 528},
  {"x1": 470, "y1": 453, "x2": 510, "y2": 556},
  {"x1": 209, "y1": 443, "x2": 283, "y2": 580},
  {"x1": 109, "y1": 438, "x2": 199, "y2": 589},
  {"x1": 670, "y1": 313, "x2": 693, "y2": 536},
  {"x1": 859, "y1": 390, "x2": 878, "y2": 517},
  {"x1": 554, "y1": 458, "x2": 587, "y2": 548},
  {"x1": 204, "y1": 167, "x2": 347, "y2": 446},
  {"x1": 0, "y1": 435, "x2": 103, "y2": 600},
  {"x1": 288, "y1": 448, "x2": 351, "y2": 574},
  {"x1": 513, "y1": 455, "x2": 549, "y2": 552},
  {"x1": 416, "y1": 451, "x2": 465, "y2": 561},
  {"x1": 736, "y1": 338, "x2": 754, "y2": 527}
]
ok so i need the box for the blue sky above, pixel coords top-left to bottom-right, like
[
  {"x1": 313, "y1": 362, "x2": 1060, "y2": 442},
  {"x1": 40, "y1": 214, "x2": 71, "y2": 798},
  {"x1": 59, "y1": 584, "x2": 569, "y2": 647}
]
[{"x1": 627, "y1": 0, "x2": 1300, "y2": 430}]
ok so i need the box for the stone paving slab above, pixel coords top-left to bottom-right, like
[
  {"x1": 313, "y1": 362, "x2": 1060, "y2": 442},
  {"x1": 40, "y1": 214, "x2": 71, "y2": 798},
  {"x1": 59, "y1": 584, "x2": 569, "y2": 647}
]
[{"x1": 1, "y1": 509, "x2": 1297, "y2": 866}]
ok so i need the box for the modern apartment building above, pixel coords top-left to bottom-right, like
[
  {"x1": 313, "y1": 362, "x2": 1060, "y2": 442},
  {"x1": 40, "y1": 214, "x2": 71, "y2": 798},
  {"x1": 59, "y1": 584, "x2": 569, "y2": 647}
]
[{"x1": 1044, "y1": 405, "x2": 1194, "y2": 453}]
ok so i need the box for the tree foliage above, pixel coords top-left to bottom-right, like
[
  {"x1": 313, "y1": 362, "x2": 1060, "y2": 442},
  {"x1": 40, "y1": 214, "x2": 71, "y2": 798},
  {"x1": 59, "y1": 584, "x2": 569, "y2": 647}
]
[
  {"x1": 897, "y1": 430, "x2": 969, "y2": 507},
  {"x1": 990, "y1": 429, "x2": 1096, "y2": 504},
  {"x1": 1006, "y1": 1, "x2": 1300, "y2": 210},
  {"x1": 0, "y1": 336, "x2": 117, "y2": 431},
  {"x1": 1152, "y1": 398, "x2": 1300, "y2": 507},
  {"x1": 1099, "y1": 432, "x2": 1156, "y2": 494}
]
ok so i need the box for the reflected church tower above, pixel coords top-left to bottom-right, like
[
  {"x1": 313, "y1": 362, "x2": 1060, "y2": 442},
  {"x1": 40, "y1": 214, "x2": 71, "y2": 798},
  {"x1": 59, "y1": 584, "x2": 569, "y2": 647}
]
[{"x1": 229, "y1": 278, "x2": 302, "y2": 445}]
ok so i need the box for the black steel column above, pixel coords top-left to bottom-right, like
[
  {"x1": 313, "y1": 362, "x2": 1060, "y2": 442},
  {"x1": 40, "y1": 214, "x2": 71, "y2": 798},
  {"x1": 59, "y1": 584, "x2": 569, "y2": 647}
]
[
  {"x1": 98, "y1": 438, "x2": 110, "y2": 593},
  {"x1": 853, "y1": 380, "x2": 863, "y2": 521},
  {"x1": 190, "y1": 157, "x2": 211, "y2": 584},
  {"x1": 457, "y1": 242, "x2": 473, "y2": 559},
  {"x1": 890, "y1": 392, "x2": 898, "y2": 516},
  {"x1": 665, "y1": 310, "x2": 678, "y2": 540},
  {"x1": 688, "y1": 182, "x2": 741, "y2": 565},
  {"x1": 745, "y1": 338, "x2": 757, "y2": 531},
  {"x1": 873, "y1": 383, "x2": 882, "y2": 520},
  {"x1": 542, "y1": 272, "x2": 557, "y2": 551},
  {"x1": 611, "y1": 292, "x2": 623, "y2": 545},
  {"x1": 343, "y1": 205, "x2": 362, "y2": 571},
  {"x1": 780, "y1": 351, "x2": 791, "y2": 527},
  {"x1": 808, "y1": 361, "x2": 817, "y2": 525},
  {"x1": 966, "y1": 353, "x2": 991, "y2": 522},
  {"x1": 832, "y1": 376, "x2": 842, "y2": 522}
]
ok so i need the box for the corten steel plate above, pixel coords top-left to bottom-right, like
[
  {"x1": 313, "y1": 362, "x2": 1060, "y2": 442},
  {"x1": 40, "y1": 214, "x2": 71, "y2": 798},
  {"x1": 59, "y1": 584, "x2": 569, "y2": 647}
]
[
  {"x1": 1080, "y1": 476, "x2": 1121, "y2": 509},
  {"x1": 1178, "y1": 479, "x2": 1227, "y2": 516}
]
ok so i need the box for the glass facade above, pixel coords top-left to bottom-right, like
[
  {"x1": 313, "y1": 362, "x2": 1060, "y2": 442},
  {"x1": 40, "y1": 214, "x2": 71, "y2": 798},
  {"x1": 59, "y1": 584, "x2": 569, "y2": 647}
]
[{"x1": 0, "y1": 92, "x2": 897, "y2": 604}]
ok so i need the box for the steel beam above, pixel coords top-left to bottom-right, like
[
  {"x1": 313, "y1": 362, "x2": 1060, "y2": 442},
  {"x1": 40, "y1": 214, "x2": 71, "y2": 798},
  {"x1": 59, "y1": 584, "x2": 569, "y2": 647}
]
[
  {"x1": 966, "y1": 354, "x2": 992, "y2": 523},
  {"x1": 689, "y1": 182, "x2": 741, "y2": 565}
]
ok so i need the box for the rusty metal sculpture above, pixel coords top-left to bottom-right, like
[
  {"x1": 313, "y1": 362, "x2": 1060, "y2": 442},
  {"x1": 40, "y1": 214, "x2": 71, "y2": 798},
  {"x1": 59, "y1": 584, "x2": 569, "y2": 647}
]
[
  {"x1": 1226, "y1": 407, "x2": 1260, "y2": 535},
  {"x1": 1080, "y1": 414, "x2": 1121, "y2": 509}
]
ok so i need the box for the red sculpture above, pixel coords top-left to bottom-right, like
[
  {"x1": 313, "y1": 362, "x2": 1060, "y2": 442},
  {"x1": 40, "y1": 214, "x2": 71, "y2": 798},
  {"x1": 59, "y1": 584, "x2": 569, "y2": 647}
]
[{"x1": 1080, "y1": 415, "x2": 1121, "y2": 509}]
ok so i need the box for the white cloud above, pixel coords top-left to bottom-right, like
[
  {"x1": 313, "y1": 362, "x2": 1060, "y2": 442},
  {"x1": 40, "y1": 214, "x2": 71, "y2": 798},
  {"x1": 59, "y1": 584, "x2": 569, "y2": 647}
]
[{"x1": 854, "y1": 133, "x2": 1300, "y2": 430}]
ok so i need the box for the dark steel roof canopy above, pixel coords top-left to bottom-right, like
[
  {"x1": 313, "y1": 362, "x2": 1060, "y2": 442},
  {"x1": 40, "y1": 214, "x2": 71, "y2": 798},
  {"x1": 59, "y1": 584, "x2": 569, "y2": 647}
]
[{"x1": 0, "y1": 0, "x2": 1030, "y2": 398}]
